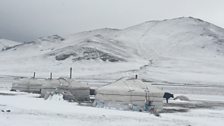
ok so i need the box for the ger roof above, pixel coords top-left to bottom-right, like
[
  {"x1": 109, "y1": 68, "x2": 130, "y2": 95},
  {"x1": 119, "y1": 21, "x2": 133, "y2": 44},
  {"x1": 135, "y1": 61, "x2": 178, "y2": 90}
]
[{"x1": 97, "y1": 78, "x2": 162, "y2": 95}]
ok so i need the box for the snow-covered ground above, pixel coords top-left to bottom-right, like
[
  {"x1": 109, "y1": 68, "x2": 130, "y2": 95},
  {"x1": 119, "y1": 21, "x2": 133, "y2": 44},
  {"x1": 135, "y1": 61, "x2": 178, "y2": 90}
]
[
  {"x1": 0, "y1": 75, "x2": 224, "y2": 126},
  {"x1": 0, "y1": 90, "x2": 224, "y2": 126}
]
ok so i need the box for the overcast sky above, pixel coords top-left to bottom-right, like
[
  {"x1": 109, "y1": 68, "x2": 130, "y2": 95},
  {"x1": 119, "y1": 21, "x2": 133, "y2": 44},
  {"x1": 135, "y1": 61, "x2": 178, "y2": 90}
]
[{"x1": 0, "y1": 0, "x2": 223, "y2": 42}]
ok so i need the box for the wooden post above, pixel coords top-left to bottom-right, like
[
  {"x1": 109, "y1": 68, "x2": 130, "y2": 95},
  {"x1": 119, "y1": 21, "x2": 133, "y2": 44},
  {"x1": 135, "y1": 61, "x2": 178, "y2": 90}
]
[
  {"x1": 33, "y1": 72, "x2": 36, "y2": 79},
  {"x1": 70, "y1": 67, "x2": 72, "y2": 79},
  {"x1": 50, "y1": 72, "x2": 52, "y2": 80}
]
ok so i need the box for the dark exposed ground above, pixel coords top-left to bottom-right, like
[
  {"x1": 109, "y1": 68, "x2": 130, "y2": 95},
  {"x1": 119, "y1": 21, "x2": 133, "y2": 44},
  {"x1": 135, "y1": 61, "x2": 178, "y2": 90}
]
[
  {"x1": 0, "y1": 92, "x2": 16, "y2": 96},
  {"x1": 162, "y1": 100, "x2": 224, "y2": 113}
]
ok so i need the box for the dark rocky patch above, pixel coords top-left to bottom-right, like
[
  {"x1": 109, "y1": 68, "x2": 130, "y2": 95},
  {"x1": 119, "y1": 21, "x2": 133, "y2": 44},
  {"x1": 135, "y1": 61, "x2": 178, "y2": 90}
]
[
  {"x1": 56, "y1": 53, "x2": 77, "y2": 61},
  {"x1": 38, "y1": 35, "x2": 65, "y2": 42},
  {"x1": 1, "y1": 42, "x2": 35, "y2": 51},
  {"x1": 49, "y1": 46, "x2": 125, "y2": 62},
  {"x1": 0, "y1": 93, "x2": 16, "y2": 96},
  {"x1": 72, "y1": 48, "x2": 125, "y2": 62}
]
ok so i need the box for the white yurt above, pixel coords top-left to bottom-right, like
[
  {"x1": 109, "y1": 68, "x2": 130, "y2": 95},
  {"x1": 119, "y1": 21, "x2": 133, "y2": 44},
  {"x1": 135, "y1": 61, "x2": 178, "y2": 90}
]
[
  {"x1": 94, "y1": 78, "x2": 164, "y2": 112},
  {"x1": 40, "y1": 78, "x2": 63, "y2": 98},
  {"x1": 60, "y1": 79, "x2": 90, "y2": 102},
  {"x1": 11, "y1": 78, "x2": 46, "y2": 93},
  {"x1": 41, "y1": 78, "x2": 90, "y2": 102}
]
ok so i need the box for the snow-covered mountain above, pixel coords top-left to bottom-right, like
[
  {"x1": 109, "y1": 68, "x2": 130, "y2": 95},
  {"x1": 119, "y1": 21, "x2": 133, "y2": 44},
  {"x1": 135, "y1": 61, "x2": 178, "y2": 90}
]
[
  {"x1": 0, "y1": 39, "x2": 21, "y2": 51},
  {"x1": 1, "y1": 17, "x2": 224, "y2": 85}
]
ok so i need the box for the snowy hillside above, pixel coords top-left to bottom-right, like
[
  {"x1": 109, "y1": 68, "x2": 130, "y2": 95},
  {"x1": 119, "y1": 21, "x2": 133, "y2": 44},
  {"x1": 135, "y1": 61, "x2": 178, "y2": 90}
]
[
  {"x1": 0, "y1": 17, "x2": 224, "y2": 85},
  {"x1": 0, "y1": 39, "x2": 21, "y2": 51}
]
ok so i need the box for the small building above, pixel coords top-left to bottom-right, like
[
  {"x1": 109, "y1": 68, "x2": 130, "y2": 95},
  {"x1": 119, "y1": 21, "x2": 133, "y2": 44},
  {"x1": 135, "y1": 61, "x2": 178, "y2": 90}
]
[
  {"x1": 11, "y1": 78, "x2": 45, "y2": 93},
  {"x1": 11, "y1": 77, "x2": 90, "y2": 102},
  {"x1": 94, "y1": 78, "x2": 164, "y2": 112},
  {"x1": 40, "y1": 78, "x2": 63, "y2": 97},
  {"x1": 59, "y1": 79, "x2": 90, "y2": 102},
  {"x1": 40, "y1": 78, "x2": 90, "y2": 102}
]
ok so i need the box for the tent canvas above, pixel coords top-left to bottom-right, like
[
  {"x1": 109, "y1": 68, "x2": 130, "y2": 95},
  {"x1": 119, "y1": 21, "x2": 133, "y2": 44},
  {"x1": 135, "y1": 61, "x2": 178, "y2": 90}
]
[
  {"x1": 11, "y1": 78, "x2": 46, "y2": 93},
  {"x1": 11, "y1": 78, "x2": 90, "y2": 102},
  {"x1": 41, "y1": 78, "x2": 90, "y2": 102},
  {"x1": 95, "y1": 78, "x2": 164, "y2": 112}
]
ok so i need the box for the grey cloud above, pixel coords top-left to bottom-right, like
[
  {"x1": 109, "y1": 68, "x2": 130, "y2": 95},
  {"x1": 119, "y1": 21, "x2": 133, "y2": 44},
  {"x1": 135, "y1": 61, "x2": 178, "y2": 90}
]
[{"x1": 0, "y1": 0, "x2": 224, "y2": 41}]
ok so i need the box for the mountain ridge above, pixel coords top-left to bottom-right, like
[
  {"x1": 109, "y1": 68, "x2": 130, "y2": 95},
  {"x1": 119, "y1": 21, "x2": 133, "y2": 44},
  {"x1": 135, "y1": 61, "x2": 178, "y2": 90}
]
[{"x1": 1, "y1": 17, "x2": 224, "y2": 84}]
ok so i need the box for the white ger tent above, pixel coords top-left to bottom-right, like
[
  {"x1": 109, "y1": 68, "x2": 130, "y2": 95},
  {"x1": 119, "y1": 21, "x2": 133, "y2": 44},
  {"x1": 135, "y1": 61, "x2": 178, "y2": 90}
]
[
  {"x1": 94, "y1": 78, "x2": 164, "y2": 112},
  {"x1": 11, "y1": 78, "x2": 90, "y2": 102},
  {"x1": 41, "y1": 78, "x2": 90, "y2": 102},
  {"x1": 11, "y1": 78, "x2": 46, "y2": 93}
]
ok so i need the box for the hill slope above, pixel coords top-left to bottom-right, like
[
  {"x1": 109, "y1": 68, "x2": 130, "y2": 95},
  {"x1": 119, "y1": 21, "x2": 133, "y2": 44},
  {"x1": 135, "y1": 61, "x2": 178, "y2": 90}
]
[
  {"x1": 0, "y1": 39, "x2": 21, "y2": 51},
  {"x1": 0, "y1": 17, "x2": 224, "y2": 85}
]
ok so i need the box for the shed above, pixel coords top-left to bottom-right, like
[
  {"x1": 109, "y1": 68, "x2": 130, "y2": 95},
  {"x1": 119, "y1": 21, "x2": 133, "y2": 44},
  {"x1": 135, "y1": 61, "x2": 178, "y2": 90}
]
[{"x1": 94, "y1": 78, "x2": 164, "y2": 112}]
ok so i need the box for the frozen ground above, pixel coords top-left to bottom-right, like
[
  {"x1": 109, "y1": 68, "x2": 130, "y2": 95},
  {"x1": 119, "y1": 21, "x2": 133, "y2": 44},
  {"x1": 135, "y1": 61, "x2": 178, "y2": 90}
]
[
  {"x1": 0, "y1": 90, "x2": 224, "y2": 126},
  {"x1": 1, "y1": 77, "x2": 224, "y2": 126}
]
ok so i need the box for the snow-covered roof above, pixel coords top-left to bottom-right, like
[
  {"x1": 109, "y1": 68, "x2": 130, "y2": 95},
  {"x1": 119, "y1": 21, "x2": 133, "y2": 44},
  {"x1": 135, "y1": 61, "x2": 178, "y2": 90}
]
[
  {"x1": 42, "y1": 78, "x2": 89, "y2": 89},
  {"x1": 97, "y1": 78, "x2": 163, "y2": 95},
  {"x1": 13, "y1": 78, "x2": 46, "y2": 86},
  {"x1": 60, "y1": 79, "x2": 89, "y2": 89}
]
